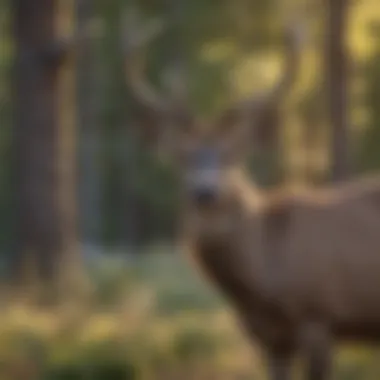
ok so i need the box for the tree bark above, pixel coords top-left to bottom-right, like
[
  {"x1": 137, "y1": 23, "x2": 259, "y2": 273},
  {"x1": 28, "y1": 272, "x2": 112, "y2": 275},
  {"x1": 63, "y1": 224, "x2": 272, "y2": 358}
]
[
  {"x1": 325, "y1": 0, "x2": 350, "y2": 181},
  {"x1": 12, "y1": 0, "x2": 62, "y2": 288},
  {"x1": 56, "y1": 0, "x2": 83, "y2": 299},
  {"x1": 11, "y1": 0, "x2": 80, "y2": 298}
]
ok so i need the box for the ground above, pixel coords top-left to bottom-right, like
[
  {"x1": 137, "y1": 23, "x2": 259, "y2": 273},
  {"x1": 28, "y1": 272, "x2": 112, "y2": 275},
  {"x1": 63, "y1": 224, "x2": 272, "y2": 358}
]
[{"x1": 0, "y1": 248, "x2": 380, "y2": 379}]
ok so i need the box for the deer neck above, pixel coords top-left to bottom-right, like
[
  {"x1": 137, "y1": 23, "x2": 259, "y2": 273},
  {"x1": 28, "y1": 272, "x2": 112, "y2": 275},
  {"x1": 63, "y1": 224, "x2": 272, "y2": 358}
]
[{"x1": 183, "y1": 168, "x2": 272, "y2": 305}]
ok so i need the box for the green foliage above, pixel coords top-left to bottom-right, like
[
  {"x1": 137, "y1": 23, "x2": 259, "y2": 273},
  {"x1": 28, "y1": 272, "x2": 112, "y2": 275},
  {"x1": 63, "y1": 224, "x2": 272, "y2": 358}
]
[
  {"x1": 89, "y1": 258, "x2": 135, "y2": 307},
  {"x1": 131, "y1": 251, "x2": 223, "y2": 315},
  {"x1": 0, "y1": 253, "x2": 380, "y2": 379},
  {"x1": 171, "y1": 326, "x2": 221, "y2": 362},
  {"x1": 43, "y1": 338, "x2": 138, "y2": 380}
]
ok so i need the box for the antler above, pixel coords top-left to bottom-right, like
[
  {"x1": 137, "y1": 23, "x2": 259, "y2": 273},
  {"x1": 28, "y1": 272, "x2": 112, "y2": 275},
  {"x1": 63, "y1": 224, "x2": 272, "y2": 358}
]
[
  {"x1": 122, "y1": 6, "x2": 191, "y2": 122},
  {"x1": 218, "y1": 16, "x2": 305, "y2": 136},
  {"x1": 122, "y1": 7, "x2": 169, "y2": 114},
  {"x1": 261, "y1": 17, "x2": 304, "y2": 105}
]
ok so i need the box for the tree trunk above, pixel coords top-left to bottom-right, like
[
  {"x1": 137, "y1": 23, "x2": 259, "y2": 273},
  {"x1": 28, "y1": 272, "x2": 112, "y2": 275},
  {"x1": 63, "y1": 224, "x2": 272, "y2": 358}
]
[
  {"x1": 12, "y1": 0, "x2": 62, "y2": 289},
  {"x1": 56, "y1": 0, "x2": 83, "y2": 299},
  {"x1": 325, "y1": 0, "x2": 350, "y2": 182},
  {"x1": 76, "y1": 0, "x2": 102, "y2": 250},
  {"x1": 11, "y1": 0, "x2": 80, "y2": 300}
]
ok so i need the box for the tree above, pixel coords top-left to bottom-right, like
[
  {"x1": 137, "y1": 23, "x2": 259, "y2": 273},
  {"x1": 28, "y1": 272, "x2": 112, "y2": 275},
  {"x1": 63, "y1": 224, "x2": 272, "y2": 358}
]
[
  {"x1": 359, "y1": 22, "x2": 380, "y2": 172},
  {"x1": 0, "y1": 0, "x2": 12, "y2": 253},
  {"x1": 56, "y1": 0, "x2": 84, "y2": 300},
  {"x1": 324, "y1": 0, "x2": 351, "y2": 181},
  {"x1": 11, "y1": 0, "x2": 80, "y2": 300}
]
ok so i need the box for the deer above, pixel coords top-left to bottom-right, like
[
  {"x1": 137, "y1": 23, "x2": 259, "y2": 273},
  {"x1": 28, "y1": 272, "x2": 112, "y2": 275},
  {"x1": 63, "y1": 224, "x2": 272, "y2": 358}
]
[{"x1": 122, "y1": 9, "x2": 380, "y2": 380}]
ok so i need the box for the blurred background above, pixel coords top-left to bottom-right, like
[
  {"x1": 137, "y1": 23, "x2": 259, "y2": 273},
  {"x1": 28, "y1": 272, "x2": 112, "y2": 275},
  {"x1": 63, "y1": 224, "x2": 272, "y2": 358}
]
[{"x1": 1, "y1": 0, "x2": 380, "y2": 378}]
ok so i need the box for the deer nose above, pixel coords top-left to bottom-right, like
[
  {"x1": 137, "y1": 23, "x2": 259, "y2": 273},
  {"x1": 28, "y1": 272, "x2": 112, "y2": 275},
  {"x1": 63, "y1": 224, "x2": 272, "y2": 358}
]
[{"x1": 193, "y1": 187, "x2": 217, "y2": 205}]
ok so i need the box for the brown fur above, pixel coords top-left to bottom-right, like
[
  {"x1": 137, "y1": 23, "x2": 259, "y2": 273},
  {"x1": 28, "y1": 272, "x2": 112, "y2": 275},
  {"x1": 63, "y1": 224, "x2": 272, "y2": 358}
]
[{"x1": 182, "y1": 170, "x2": 380, "y2": 379}]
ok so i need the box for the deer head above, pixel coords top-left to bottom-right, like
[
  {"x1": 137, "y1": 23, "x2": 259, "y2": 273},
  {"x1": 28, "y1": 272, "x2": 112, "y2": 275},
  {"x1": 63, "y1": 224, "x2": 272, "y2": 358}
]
[{"x1": 123, "y1": 9, "x2": 304, "y2": 212}]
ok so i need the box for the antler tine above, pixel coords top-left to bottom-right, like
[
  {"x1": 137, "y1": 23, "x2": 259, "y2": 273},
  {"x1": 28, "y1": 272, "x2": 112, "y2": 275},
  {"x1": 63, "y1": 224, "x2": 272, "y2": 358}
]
[
  {"x1": 123, "y1": 6, "x2": 165, "y2": 53},
  {"x1": 122, "y1": 6, "x2": 172, "y2": 114},
  {"x1": 265, "y1": 11, "x2": 306, "y2": 102},
  {"x1": 221, "y1": 12, "x2": 306, "y2": 122},
  {"x1": 163, "y1": 0, "x2": 189, "y2": 105}
]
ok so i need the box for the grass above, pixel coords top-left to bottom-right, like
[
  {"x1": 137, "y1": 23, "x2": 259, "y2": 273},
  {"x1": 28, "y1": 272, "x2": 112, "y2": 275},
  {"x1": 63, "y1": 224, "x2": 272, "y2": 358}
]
[{"x1": 0, "y1": 248, "x2": 380, "y2": 379}]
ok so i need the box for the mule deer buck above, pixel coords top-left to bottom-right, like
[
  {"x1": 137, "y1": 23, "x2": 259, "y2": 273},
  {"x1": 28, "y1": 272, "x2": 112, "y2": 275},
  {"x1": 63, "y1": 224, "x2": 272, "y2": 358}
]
[{"x1": 123, "y1": 10, "x2": 380, "y2": 380}]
